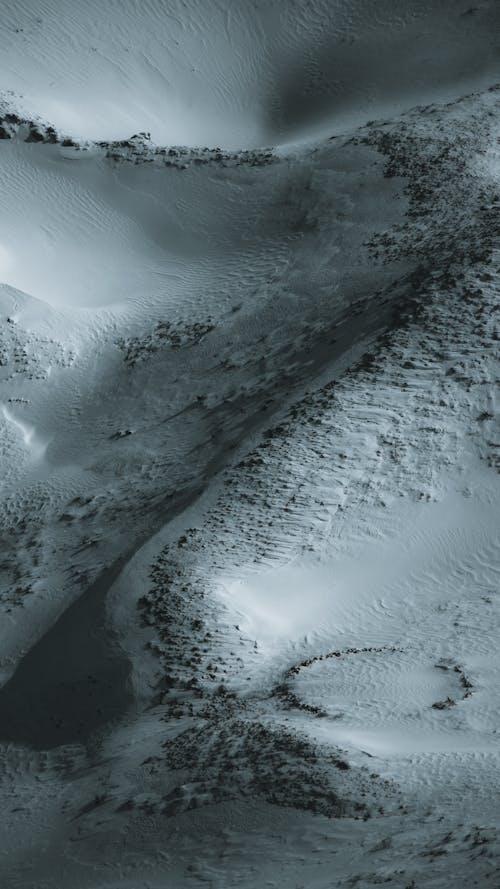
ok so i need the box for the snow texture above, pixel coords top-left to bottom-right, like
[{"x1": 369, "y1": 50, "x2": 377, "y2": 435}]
[{"x1": 0, "y1": 2, "x2": 499, "y2": 887}]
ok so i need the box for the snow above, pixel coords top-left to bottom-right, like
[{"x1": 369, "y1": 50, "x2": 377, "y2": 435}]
[
  {"x1": 0, "y1": 1, "x2": 499, "y2": 148},
  {"x1": 0, "y1": 1, "x2": 500, "y2": 887}
]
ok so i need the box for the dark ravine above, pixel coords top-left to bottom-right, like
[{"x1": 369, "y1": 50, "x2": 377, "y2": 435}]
[
  {"x1": 0, "y1": 554, "x2": 133, "y2": 750},
  {"x1": 0, "y1": 479, "x2": 208, "y2": 751}
]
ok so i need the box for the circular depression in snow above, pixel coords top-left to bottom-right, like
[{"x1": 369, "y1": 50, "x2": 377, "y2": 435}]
[{"x1": 292, "y1": 650, "x2": 463, "y2": 728}]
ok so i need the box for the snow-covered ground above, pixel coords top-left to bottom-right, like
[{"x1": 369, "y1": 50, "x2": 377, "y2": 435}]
[
  {"x1": 1, "y1": 0, "x2": 499, "y2": 148},
  {"x1": 0, "y1": 2, "x2": 499, "y2": 887}
]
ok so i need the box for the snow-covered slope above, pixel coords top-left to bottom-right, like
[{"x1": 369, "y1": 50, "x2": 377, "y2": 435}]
[
  {"x1": 0, "y1": 0, "x2": 499, "y2": 147},
  {"x1": 0, "y1": 2, "x2": 499, "y2": 887}
]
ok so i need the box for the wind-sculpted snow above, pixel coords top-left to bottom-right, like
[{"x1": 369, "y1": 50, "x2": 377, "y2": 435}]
[
  {"x1": 0, "y1": 0, "x2": 499, "y2": 147},
  {"x1": 0, "y1": 7, "x2": 499, "y2": 885}
]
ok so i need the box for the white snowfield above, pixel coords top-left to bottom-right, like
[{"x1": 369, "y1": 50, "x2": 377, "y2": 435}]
[
  {"x1": 0, "y1": 0, "x2": 499, "y2": 147},
  {"x1": 0, "y1": 1, "x2": 499, "y2": 887}
]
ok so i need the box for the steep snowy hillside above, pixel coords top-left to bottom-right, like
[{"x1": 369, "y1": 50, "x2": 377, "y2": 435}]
[
  {"x1": 0, "y1": 0, "x2": 499, "y2": 146},
  {"x1": 0, "y1": 2, "x2": 499, "y2": 888}
]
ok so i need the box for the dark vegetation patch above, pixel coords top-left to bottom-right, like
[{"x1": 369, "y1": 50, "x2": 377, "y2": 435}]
[
  {"x1": 99, "y1": 137, "x2": 277, "y2": 170},
  {"x1": 162, "y1": 719, "x2": 376, "y2": 819},
  {"x1": 116, "y1": 319, "x2": 215, "y2": 368},
  {"x1": 0, "y1": 107, "x2": 276, "y2": 171},
  {"x1": 432, "y1": 661, "x2": 474, "y2": 710},
  {"x1": 357, "y1": 95, "x2": 499, "y2": 274}
]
